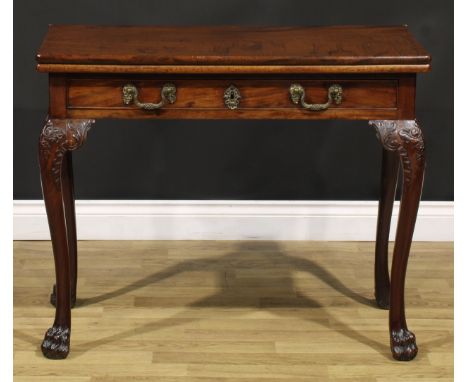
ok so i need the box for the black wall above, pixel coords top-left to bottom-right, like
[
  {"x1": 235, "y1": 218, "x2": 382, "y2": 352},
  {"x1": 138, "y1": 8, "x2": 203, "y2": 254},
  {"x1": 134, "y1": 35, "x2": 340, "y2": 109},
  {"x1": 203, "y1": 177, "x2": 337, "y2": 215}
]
[{"x1": 13, "y1": 0, "x2": 453, "y2": 200}]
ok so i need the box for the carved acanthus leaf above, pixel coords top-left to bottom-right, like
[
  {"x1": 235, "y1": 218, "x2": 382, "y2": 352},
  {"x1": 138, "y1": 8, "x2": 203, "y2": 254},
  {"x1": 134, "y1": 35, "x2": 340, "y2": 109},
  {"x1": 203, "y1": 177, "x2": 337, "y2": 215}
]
[
  {"x1": 39, "y1": 119, "x2": 94, "y2": 187},
  {"x1": 370, "y1": 120, "x2": 425, "y2": 184}
]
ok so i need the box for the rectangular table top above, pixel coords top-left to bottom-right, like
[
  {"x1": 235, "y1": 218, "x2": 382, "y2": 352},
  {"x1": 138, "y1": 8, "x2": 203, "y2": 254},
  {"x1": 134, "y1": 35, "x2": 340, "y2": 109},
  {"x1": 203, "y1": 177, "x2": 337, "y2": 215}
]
[{"x1": 36, "y1": 25, "x2": 430, "y2": 74}]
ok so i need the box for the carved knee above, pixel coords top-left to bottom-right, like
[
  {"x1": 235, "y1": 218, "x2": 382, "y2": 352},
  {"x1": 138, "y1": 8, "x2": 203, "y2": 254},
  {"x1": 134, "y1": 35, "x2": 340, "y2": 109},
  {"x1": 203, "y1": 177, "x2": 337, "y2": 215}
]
[
  {"x1": 370, "y1": 120, "x2": 425, "y2": 185},
  {"x1": 39, "y1": 119, "x2": 94, "y2": 188}
]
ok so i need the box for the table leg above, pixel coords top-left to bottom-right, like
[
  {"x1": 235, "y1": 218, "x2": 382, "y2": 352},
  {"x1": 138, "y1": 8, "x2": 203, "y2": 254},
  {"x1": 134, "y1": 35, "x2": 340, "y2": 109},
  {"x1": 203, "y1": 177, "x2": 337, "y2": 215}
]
[
  {"x1": 50, "y1": 152, "x2": 78, "y2": 309},
  {"x1": 39, "y1": 118, "x2": 93, "y2": 359},
  {"x1": 370, "y1": 120, "x2": 425, "y2": 361},
  {"x1": 374, "y1": 150, "x2": 399, "y2": 309}
]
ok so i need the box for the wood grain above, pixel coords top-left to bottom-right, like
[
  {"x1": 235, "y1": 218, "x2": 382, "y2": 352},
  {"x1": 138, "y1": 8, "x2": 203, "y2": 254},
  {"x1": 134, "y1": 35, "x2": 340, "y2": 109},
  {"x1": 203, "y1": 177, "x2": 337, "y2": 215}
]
[
  {"x1": 67, "y1": 78, "x2": 397, "y2": 109},
  {"x1": 46, "y1": 73, "x2": 416, "y2": 120},
  {"x1": 14, "y1": 241, "x2": 453, "y2": 381},
  {"x1": 66, "y1": 107, "x2": 402, "y2": 121},
  {"x1": 36, "y1": 25, "x2": 431, "y2": 70},
  {"x1": 37, "y1": 64, "x2": 431, "y2": 74}
]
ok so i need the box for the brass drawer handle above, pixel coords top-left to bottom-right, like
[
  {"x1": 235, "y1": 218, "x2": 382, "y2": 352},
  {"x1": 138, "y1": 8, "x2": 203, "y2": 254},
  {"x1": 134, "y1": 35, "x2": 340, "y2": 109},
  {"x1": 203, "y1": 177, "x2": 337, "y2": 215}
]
[
  {"x1": 122, "y1": 83, "x2": 176, "y2": 110},
  {"x1": 289, "y1": 83, "x2": 342, "y2": 111}
]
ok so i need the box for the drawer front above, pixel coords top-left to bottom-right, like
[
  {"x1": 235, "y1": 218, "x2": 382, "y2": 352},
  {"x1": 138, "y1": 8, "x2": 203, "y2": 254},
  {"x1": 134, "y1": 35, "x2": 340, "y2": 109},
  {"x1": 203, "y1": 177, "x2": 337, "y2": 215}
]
[{"x1": 65, "y1": 77, "x2": 403, "y2": 120}]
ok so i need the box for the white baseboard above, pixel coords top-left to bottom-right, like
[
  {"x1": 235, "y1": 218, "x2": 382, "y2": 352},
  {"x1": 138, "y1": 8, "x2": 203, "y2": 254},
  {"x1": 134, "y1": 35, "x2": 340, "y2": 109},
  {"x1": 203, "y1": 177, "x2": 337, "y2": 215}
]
[{"x1": 13, "y1": 200, "x2": 453, "y2": 241}]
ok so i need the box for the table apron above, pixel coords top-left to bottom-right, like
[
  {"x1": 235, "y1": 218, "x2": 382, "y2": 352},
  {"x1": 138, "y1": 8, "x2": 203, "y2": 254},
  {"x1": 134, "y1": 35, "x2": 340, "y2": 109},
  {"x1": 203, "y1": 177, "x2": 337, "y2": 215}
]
[{"x1": 48, "y1": 74, "x2": 416, "y2": 120}]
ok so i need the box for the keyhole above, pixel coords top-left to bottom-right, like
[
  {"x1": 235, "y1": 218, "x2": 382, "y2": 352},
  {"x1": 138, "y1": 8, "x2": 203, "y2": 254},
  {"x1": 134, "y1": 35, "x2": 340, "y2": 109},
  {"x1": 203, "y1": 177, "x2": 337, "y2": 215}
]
[{"x1": 230, "y1": 92, "x2": 235, "y2": 100}]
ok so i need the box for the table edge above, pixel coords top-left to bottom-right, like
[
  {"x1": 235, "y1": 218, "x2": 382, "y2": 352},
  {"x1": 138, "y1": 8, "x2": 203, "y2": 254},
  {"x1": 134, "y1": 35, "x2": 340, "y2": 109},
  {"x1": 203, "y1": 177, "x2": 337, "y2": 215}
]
[{"x1": 37, "y1": 63, "x2": 431, "y2": 74}]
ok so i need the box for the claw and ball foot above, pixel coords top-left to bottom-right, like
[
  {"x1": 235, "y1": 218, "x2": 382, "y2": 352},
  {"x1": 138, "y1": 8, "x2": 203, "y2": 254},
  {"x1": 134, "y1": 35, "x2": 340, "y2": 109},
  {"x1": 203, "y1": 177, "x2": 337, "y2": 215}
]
[
  {"x1": 391, "y1": 328, "x2": 418, "y2": 361},
  {"x1": 41, "y1": 325, "x2": 71, "y2": 359}
]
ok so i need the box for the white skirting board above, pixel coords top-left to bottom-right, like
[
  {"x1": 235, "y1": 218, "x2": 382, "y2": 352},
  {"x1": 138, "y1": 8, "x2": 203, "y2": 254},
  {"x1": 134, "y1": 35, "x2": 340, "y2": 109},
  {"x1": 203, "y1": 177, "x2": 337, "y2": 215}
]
[{"x1": 13, "y1": 200, "x2": 453, "y2": 241}]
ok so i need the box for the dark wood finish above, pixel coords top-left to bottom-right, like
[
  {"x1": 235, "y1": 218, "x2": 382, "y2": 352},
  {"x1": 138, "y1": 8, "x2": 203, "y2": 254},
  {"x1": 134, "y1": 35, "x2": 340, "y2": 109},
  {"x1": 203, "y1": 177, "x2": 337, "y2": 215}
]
[
  {"x1": 38, "y1": 119, "x2": 93, "y2": 359},
  {"x1": 374, "y1": 150, "x2": 400, "y2": 309},
  {"x1": 37, "y1": 25, "x2": 430, "y2": 70},
  {"x1": 62, "y1": 152, "x2": 78, "y2": 308},
  {"x1": 48, "y1": 75, "x2": 67, "y2": 118},
  {"x1": 51, "y1": 152, "x2": 78, "y2": 309},
  {"x1": 68, "y1": 78, "x2": 398, "y2": 109},
  {"x1": 370, "y1": 120, "x2": 425, "y2": 361},
  {"x1": 46, "y1": 73, "x2": 417, "y2": 120},
  {"x1": 396, "y1": 76, "x2": 416, "y2": 119},
  {"x1": 37, "y1": 63, "x2": 431, "y2": 75},
  {"x1": 66, "y1": 77, "x2": 398, "y2": 120},
  {"x1": 67, "y1": 105, "x2": 402, "y2": 121},
  {"x1": 35, "y1": 25, "x2": 430, "y2": 361}
]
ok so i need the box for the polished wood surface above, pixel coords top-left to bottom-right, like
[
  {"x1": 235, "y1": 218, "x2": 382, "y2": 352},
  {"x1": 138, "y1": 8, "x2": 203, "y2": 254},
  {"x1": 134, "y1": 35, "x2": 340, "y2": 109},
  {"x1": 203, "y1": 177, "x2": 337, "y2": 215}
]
[
  {"x1": 36, "y1": 25, "x2": 430, "y2": 73},
  {"x1": 14, "y1": 240, "x2": 454, "y2": 381},
  {"x1": 371, "y1": 120, "x2": 426, "y2": 360},
  {"x1": 37, "y1": 63, "x2": 432, "y2": 74},
  {"x1": 68, "y1": 78, "x2": 398, "y2": 109},
  {"x1": 374, "y1": 150, "x2": 400, "y2": 309},
  {"x1": 49, "y1": 74, "x2": 416, "y2": 120},
  {"x1": 54, "y1": 152, "x2": 78, "y2": 309},
  {"x1": 38, "y1": 119, "x2": 93, "y2": 358},
  {"x1": 36, "y1": 25, "x2": 431, "y2": 65}
]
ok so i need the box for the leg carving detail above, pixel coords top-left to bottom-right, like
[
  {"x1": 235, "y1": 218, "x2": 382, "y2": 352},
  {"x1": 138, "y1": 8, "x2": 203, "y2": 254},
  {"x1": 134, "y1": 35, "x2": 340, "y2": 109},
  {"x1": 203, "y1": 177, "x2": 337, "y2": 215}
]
[
  {"x1": 39, "y1": 118, "x2": 93, "y2": 359},
  {"x1": 41, "y1": 326, "x2": 71, "y2": 360},
  {"x1": 391, "y1": 328, "x2": 417, "y2": 361},
  {"x1": 370, "y1": 120, "x2": 425, "y2": 361}
]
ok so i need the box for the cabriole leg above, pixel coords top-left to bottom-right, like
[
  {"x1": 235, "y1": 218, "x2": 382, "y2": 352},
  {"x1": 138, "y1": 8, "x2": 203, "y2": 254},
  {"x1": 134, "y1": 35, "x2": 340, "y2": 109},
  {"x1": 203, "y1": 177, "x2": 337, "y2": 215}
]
[
  {"x1": 370, "y1": 120, "x2": 425, "y2": 361},
  {"x1": 374, "y1": 150, "x2": 400, "y2": 309},
  {"x1": 50, "y1": 152, "x2": 78, "y2": 308},
  {"x1": 39, "y1": 118, "x2": 93, "y2": 359}
]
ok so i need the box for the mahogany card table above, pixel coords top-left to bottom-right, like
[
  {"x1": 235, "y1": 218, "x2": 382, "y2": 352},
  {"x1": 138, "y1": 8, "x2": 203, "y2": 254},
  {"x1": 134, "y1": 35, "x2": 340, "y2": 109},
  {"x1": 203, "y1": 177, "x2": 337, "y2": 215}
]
[{"x1": 35, "y1": 25, "x2": 431, "y2": 361}]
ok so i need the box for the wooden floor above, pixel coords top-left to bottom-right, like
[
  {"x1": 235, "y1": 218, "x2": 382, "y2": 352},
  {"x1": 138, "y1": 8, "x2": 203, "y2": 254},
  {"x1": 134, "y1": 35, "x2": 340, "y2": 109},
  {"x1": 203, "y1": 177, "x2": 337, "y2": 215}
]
[{"x1": 14, "y1": 241, "x2": 453, "y2": 381}]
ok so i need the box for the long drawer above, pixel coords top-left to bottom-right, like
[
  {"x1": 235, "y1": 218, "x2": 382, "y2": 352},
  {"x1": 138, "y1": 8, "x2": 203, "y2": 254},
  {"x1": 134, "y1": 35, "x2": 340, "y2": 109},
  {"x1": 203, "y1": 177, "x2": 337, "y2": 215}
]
[{"x1": 61, "y1": 76, "x2": 410, "y2": 120}]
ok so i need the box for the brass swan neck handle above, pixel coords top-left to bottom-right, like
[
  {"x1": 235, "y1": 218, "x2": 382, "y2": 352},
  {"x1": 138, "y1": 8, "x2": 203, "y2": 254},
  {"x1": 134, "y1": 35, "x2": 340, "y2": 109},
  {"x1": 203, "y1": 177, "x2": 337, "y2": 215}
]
[
  {"x1": 122, "y1": 83, "x2": 177, "y2": 110},
  {"x1": 289, "y1": 83, "x2": 342, "y2": 111}
]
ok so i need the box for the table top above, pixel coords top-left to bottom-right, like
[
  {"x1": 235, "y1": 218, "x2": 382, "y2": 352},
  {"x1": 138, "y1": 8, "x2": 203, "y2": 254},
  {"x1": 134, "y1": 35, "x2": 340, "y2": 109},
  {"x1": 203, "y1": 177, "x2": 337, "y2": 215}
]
[{"x1": 36, "y1": 25, "x2": 431, "y2": 74}]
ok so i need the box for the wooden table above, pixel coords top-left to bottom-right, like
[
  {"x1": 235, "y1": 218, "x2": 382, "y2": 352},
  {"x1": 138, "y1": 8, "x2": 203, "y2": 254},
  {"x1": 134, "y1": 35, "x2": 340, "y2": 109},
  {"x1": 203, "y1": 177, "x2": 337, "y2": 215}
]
[{"x1": 35, "y1": 25, "x2": 431, "y2": 361}]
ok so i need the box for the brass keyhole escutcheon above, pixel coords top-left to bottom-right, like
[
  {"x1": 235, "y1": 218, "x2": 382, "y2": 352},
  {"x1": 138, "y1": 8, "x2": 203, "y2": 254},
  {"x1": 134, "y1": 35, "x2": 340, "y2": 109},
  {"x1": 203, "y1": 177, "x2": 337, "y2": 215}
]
[{"x1": 224, "y1": 84, "x2": 241, "y2": 110}]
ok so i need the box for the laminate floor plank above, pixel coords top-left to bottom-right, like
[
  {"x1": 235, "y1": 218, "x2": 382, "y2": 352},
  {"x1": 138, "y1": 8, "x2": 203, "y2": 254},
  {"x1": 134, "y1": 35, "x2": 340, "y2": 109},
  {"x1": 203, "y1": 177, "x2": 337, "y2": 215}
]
[{"x1": 14, "y1": 241, "x2": 453, "y2": 381}]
